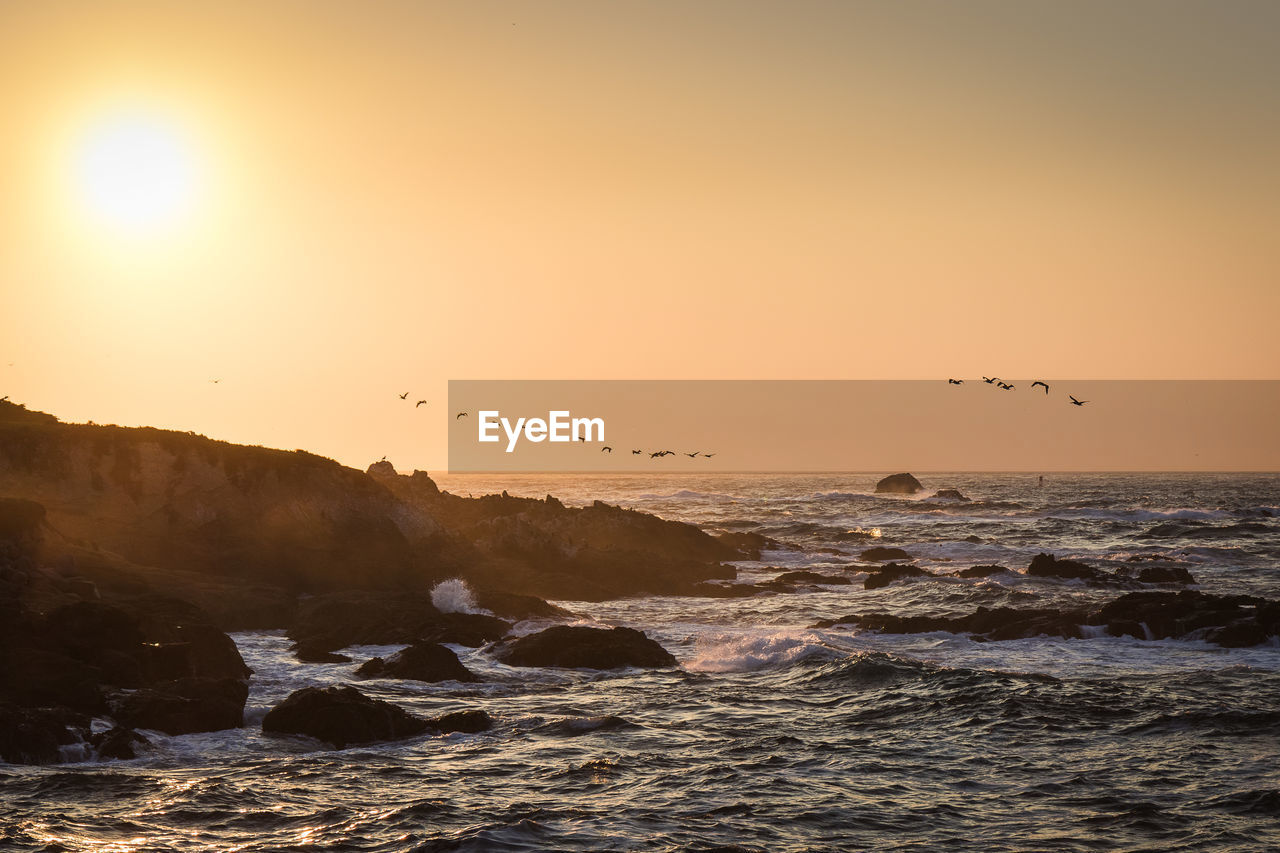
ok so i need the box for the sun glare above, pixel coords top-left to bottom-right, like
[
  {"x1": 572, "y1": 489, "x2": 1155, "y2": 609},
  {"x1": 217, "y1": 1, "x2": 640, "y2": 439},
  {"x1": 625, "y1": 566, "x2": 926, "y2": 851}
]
[{"x1": 74, "y1": 112, "x2": 200, "y2": 233}]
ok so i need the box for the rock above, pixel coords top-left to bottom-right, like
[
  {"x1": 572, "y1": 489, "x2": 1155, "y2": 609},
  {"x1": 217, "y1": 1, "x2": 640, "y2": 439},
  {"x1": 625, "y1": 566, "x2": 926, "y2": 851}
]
[
  {"x1": 875, "y1": 473, "x2": 922, "y2": 494},
  {"x1": 713, "y1": 531, "x2": 786, "y2": 560},
  {"x1": 110, "y1": 677, "x2": 249, "y2": 735},
  {"x1": 955, "y1": 565, "x2": 1010, "y2": 579},
  {"x1": 1135, "y1": 565, "x2": 1197, "y2": 585},
  {"x1": 472, "y1": 590, "x2": 571, "y2": 621},
  {"x1": 860, "y1": 546, "x2": 913, "y2": 562},
  {"x1": 92, "y1": 726, "x2": 149, "y2": 760},
  {"x1": 1026, "y1": 553, "x2": 1106, "y2": 582},
  {"x1": 864, "y1": 563, "x2": 933, "y2": 590},
  {"x1": 288, "y1": 592, "x2": 511, "y2": 652},
  {"x1": 931, "y1": 489, "x2": 970, "y2": 501},
  {"x1": 261, "y1": 685, "x2": 430, "y2": 748},
  {"x1": 431, "y1": 709, "x2": 491, "y2": 734},
  {"x1": 963, "y1": 535, "x2": 984, "y2": 544},
  {"x1": 366, "y1": 460, "x2": 398, "y2": 478},
  {"x1": 355, "y1": 643, "x2": 477, "y2": 683},
  {"x1": 539, "y1": 715, "x2": 639, "y2": 736},
  {"x1": 488, "y1": 625, "x2": 677, "y2": 669},
  {"x1": 772, "y1": 571, "x2": 852, "y2": 586},
  {"x1": 294, "y1": 644, "x2": 352, "y2": 664},
  {"x1": 0, "y1": 703, "x2": 90, "y2": 765},
  {"x1": 1097, "y1": 591, "x2": 1279, "y2": 645}
]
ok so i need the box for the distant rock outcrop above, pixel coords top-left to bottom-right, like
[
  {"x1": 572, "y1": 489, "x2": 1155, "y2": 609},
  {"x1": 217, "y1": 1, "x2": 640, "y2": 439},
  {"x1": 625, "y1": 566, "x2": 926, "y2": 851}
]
[
  {"x1": 488, "y1": 625, "x2": 677, "y2": 669},
  {"x1": 860, "y1": 546, "x2": 913, "y2": 562},
  {"x1": 930, "y1": 489, "x2": 970, "y2": 501},
  {"x1": 875, "y1": 473, "x2": 923, "y2": 494},
  {"x1": 864, "y1": 563, "x2": 933, "y2": 590}
]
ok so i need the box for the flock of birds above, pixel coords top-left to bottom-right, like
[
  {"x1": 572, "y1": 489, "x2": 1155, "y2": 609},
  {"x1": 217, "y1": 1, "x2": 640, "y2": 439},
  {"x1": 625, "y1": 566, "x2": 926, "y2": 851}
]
[
  {"x1": 397, "y1": 396, "x2": 718, "y2": 460},
  {"x1": 950, "y1": 377, "x2": 1089, "y2": 406}
]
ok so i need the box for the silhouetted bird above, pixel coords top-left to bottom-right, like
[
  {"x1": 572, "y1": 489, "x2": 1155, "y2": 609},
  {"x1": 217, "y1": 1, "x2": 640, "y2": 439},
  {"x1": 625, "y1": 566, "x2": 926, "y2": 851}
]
[
  {"x1": 948, "y1": 379, "x2": 963, "y2": 385},
  {"x1": 415, "y1": 400, "x2": 427, "y2": 407},
  {"x1": 602, "y1": 446, "x2": 612, "y2": 453},
  {"x1": 703, "y1": 453, "x2": 716, "y2": 458},
  {"x1": 631, "y1": 449, "x2": 642, "y2": 454},
  {"x1": 1031, "y1": 381, "x2": 1049, "y2": 394},
  {"x1": 685, "y1": 452, "x2": 699, "y2": 458},
  {"x1": 649, "y1": 451, "x2": 665, "y2": 458},
  {"x1": 1069, "y1": 396, "x2": 1088, "y2": 406},
  {"x1": 210, "y1": 379, "x2": 220, "y2": 384},
  {"x1": 998, "y1": 382, "x2": 1014, "y2": 390},
  {"x1": 398, "y1": 392, "x2": 408, "y2": 400},
  {"x1": 578, "y1": 436, "x2": 586, "y2": 443},
  {"x1": 983, "y1": 377, "x2": 998, "y2": 384},
  {"x1": 380, "y1": 455, "x2": 387, "y2": 462},
  {"x1": 456, "y1": 412, "x2": 467, "y2": 419}
]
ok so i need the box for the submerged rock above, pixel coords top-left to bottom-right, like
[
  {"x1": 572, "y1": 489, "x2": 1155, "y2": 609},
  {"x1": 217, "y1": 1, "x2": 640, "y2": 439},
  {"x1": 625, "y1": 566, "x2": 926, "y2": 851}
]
[
  {"x1": 293, "y1": 644, "x2": 352, "y2": 664},
  {"x1": 110, "y1": 677, "x2": 249, "y2": 735},
  {"x1": 92, "y1": 726, "x2": 149, "y2": 761},
  {"x1": 488, "y1": 625, "x2": 677, "y2": 669},
  {"x1": 772, "y1": 571, "x2": 853, "y2": 586},
  {"x1": 954, "y1": 564, "x2": 1012, "y2": 579},
  {"x1": 875, "y1": 473, "x2": 923, "y2": 494},
  {"x1": 262, "y1": 685, "x2": 431, "y2": 749},
  {"x1": 1026, "y1": 553, "x2": 1103, "y2": 581},
  {"x1": 356, "y1": 642, "x2": 477, "y2": 683},
  {"x1": 864, "y1": 563, "x2": 933, "y2": 590},
  {"x1": 431, "y1": 709, "x2": 491, "y2": 734},
  {"x1": 930, "y1": 489, "x2": 970, "y2": 501}
]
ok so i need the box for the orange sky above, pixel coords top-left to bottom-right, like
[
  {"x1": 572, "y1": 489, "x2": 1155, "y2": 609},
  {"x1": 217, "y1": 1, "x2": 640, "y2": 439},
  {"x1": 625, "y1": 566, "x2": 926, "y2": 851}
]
[{"x1": 2, "y1": 2, "x2": 1277, "y2": 471}]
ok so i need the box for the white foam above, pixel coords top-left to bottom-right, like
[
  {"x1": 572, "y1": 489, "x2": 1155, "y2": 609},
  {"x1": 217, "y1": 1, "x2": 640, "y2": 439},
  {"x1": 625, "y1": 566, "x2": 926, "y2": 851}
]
[
  {"x1": 687, "y1": 630, "x2": 843, "y2": 673},
  {"x1": 431, "y1": 578, "x2": 486, "y2": 615}
]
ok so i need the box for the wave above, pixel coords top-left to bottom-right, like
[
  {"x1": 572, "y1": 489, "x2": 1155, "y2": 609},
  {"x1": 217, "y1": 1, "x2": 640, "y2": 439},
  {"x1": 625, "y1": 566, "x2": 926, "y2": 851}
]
[
  {"x1": 635, "y1": 490, "x2": 741, "y2": 501},
  {"x1": 686, "y1": 630, "x2": 846, "y2": 673}
]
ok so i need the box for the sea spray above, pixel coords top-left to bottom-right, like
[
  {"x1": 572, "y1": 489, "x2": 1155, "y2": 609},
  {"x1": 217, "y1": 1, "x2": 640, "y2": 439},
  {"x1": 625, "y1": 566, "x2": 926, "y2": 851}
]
[{"x1": 431, "y1": 578, "x2": 483, "y2": 614}]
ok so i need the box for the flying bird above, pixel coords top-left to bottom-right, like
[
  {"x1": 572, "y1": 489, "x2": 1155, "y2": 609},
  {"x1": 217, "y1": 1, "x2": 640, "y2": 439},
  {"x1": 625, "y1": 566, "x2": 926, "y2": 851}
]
[
  {"x1": 415, "y1": 400, "x2": 428, "y2": 407},
  {"x1": 631, "y1": 449, "x2": 642, "y2": 454},
  {"x1": 982, "y1": 377, "x2": 998, "y2": 384},
  {"x1": 398, "y1": 392, "x2": 408, "y2": 400},
  {"x1": 685, "y1": 452, "x2": 699, "y2": 458},
  {"x1": 456, "y1": 412, "x2": 468, "y2": 419},
  {"x1": 601, "y1": 446, "x2": 612, "y2": 453},
  {"x1": 1069, "y1": 396, "x2": 1088, "y2": 406},
  {"x1": 649, "y1": 451, "x2": 665, "y2": 458},
  {"x1": 209, "y1": 379, "x2": 221, "y2": 384},
  {"x1": 948, "y1": 379, "x2": 963, "y2": 385},
  {"x1": 703, "y1": 453, "x2": 716, "y2": 458},
  {"x1": 1031, "y1": 381, "x2": 1049, "y2": 394},
  {"x1": 998, "y1": 382, "x2": 1014, "y2": 390}
]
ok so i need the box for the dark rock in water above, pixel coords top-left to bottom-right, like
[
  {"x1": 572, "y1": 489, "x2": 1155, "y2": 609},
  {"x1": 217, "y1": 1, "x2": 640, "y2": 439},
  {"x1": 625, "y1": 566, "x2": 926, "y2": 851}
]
[
  {"x1": 472, "y1": 590, "x2": 571, "y2": 621},
  {"x1": 431, "y1": 709, "x2": 491, "y2": 734},
  {"x1": 1134, "y1": 565, "x2": 1197, "y2": 585},
  {"x1": 955, "y1": 565, "x2": 1010, "y2": 579},
  {"x1": 111, "y1": 677, "x2": 249, "y2": 735},
  {"x1": 262, "y1": 685, "x2": 431, "y2": 749},
  {"x1": 864, "y1": 563, "x2": 933, "y2": 590},
  {"x1": 540, "y1": 715, "x2": 640, "y2": 737},
  {"x1": 356, "y1": 642, "x2": 477, "y2": 683},
  {"x1": 92, "y1": 726, "x2": 149, "y2": 760},
  {"x1": 288, "y1": 592, "x2": 511, "y2": 652},
  {"x1": 875, "y1": 473, "x2": 922, "y2": 494},
  {"x1": 1026, "y1": 553, "x2": 1106, "y2": 582},
  {"x1": 772, "y1": 571, "x2": 852, "y2": 586},
  {"x1": 0, "y1": 703, "x2": 89, "y2": 765},
  {"x1": 860, "y1": 546, "x2": 913, "y2": 562},
  {"x1": 294, "y1": 644, "x2": 352, "y2": 664},
  {"x1": 931, "y1": 489, "x2": 970, "y2": 501},
  {"x1": 714, "y1": 531, "x2": 787, "y2": 560},
  {"x1": 815, "y1": 606, "x2": 1087, "y2": 641},
  {"x1": 488, "y1": 625, "x2": 677, "y2": 669},
  {"x1": 1097, "y1": 591, "x2": 1279, "y2": 647}
]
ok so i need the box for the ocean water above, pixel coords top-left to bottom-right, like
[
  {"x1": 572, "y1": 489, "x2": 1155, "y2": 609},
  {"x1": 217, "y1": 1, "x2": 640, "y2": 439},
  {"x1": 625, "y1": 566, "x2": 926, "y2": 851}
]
[{"x1": 3, "y1": 473, "x2": 1279, "y2": 852}]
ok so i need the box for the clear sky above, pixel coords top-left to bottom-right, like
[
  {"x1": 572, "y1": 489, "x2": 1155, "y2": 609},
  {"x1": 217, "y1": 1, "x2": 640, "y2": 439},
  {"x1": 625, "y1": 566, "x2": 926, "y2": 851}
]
[{"x1": 2, "y1": 2, "x2": 1277, "y2": 471}]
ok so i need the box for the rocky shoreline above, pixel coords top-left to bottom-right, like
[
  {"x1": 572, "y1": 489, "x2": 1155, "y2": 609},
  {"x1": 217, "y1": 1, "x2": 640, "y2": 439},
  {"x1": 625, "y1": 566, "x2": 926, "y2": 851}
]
[{"x1": 2, "y1": 402, "x2": 1277, "y2": 764}]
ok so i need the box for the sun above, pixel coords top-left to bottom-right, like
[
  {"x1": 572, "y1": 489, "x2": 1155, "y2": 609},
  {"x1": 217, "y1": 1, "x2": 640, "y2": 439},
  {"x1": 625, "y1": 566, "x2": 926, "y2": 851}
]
[{"x1": 74, "y1": 112, "x2": 200, "y2": 233}]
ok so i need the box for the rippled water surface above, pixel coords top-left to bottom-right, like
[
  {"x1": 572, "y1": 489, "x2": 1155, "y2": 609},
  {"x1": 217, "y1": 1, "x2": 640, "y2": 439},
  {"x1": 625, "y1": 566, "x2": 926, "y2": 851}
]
[{"x1": 3, "y1": 473, "x2": 1279, "y2": 851}]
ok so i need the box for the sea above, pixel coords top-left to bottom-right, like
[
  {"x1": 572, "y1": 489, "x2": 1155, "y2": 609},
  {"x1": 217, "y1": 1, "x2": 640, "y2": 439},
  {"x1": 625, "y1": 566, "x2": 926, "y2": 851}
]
[{"x1": 3, "y1": 473, "x2": 1279, "y2": 852}]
